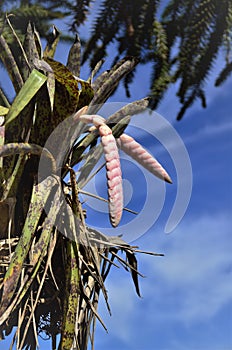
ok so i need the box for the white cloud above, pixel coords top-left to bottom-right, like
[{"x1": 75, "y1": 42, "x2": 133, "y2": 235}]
[
  {"x1": 181, "y1": 119, "x2": 232, "y2": 147},
  {"x1": 94, "y1": 212, "x2": 232, "y2": 349},
  {"x1": 140, "y1": 212, "x2": 232, "y2": 323}
]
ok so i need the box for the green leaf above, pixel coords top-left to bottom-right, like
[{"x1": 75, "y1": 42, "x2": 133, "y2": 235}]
[
  {"x1": 12, "y1": 183, "x2": 62, "y2": 314},
  {"x1": 0, "y1": 143, "x2": 56, "y2": 174},
  {"x1": 77, "y1": 79, "x2": 94, "y2": 109},
  {"x1": 0, "y1": 108, "x2": 6, "y2": 169},
  {"x1": 67, "y1": 34, "x2": 81, "y2": 77},
  {"x1": 0, "y1": 176, "x2": 57, "y2": 320},
  {"x1": 0, "y1": 106, "x2": 9, "y2": 116},
  {"x1": 30, "y1": 58, "x2": 80, "y2": 146},
  {"x1": 59, "y1": 240, "x2": 80, "y2": 350},
  {"x1": 0, "y1": 126, "x2": 4, "y2": 169},
  {"x1": 46, "y1": 71, "x2": 56, "y2": 111},
  {"x1": 0, "y1": 34, "x2": 24, "y2": 92},
  {"x1": 0, "y1": 87, "x2": 10, "y2": 108},
  {"x1": 44, "y1": 57, "x2": 79, "y2": 100},
  {"x1": 5, "y1": 69, "x2": 47, "y2": 126},
  {"x1": 77, "y1": 143, "x2": 103, "y2": 189},
  {"x1": 59, "y1": 205, "x2": 80, "y2": 350},
  {"x1": 89, "y1": 57, "x2": 139, "y2": 111},
  {"x1": 43, "y1": 25, "x2": 60, "y2": 59},
  {"x1": 21, "y1": 22, "x2": 41, "y2": 80}
]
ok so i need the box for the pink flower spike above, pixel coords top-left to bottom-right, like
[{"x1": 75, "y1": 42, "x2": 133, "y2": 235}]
[
  {"x1": 99, "y1": 124, "x2": 123, "y2": 227},
  {"x1": 118, "y1": 133, "x2": 172, "y2": 184}
]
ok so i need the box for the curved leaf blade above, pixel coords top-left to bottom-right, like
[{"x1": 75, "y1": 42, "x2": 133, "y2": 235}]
[
  {"x1": 0, "y1": 176, "x2": 57, "y2": 321},
  {"x1": 5, "y1": 69, "x2": 47, "y2": 126},
  {"x1": 0, "y1": 106, "x2": 9, "y2": 116},
  {"x1": 60, "y1": 240, "x2": 80, "y2": 350},
  {"x1": 67, "y1": 34, "x2": 81, "y2": 77}
]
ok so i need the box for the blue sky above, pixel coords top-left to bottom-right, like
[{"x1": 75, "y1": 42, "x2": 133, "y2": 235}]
[
  {"x1": 1, "y1": 3, "x2": 232, "y2": 349},
  {"x1": 54, "y1": 37, "x2": 232, "y2": 350},
  {"x1": 86, "y1": 60, "x2": 232, "y2": 349},
  {"x1": 79, "y1": 28, "x2": 232, "y2": 348}
]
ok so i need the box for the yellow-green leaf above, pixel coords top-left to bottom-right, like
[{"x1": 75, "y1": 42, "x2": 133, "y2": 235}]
[
  {"x1": 0, "y1": 106, "x2": 9, "y2": 116},
  {"x1": 0, "y1": 125, "x2": 4, "y2": 168},
  {"x1": 5, "y1": 69, "x2": 47, "y2": 126}
]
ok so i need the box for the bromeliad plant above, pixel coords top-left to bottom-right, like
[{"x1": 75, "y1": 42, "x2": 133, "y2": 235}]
[{"x1": 0, "y1": 17, "x2": 171, "y2": 350}]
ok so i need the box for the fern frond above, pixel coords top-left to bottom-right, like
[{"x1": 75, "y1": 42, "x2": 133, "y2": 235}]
[
  {"x1": 215, "y1": 61, "x2": 232, "y2": 86},
  {"x1": 149, "y1": 19, "x2": 171, "y2": 109},
  {"x1": 68, "y1": 0, "x2": 94, "y2": 29}
]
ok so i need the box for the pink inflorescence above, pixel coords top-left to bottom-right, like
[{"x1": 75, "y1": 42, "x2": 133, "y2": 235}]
[
  {"x1": 99, "y1": 124, "x2": 123, "y2": 227},
  {"x1": 74, "y1": 109, "x2": 172, "y2": 228},
  {"x1": 118, "y1": 134, "x2": 172, "y2": 184}
]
